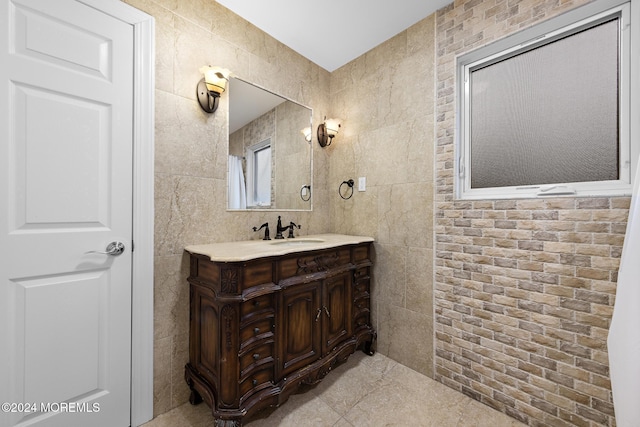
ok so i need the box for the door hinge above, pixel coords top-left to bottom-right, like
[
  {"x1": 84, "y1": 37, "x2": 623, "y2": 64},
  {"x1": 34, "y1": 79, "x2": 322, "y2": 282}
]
[{"x1": 131, "y1": 240, "x2": 135, "y2": 252}]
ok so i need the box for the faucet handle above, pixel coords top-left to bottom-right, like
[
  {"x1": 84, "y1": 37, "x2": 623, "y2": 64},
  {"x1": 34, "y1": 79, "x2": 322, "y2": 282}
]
[
  {"x1": 287, "y1": 222, "x2": 301, "y2": 238},
  {"x1": 252, "y1": 222, "x2": 271, "y2": 240}
]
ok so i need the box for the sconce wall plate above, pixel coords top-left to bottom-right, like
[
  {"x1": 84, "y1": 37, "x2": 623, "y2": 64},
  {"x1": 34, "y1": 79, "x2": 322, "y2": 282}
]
[
  {"x1": 197, "y1": 78, "x2": 220, "y2": 113},
  {"x1": 317, "y1": 123, "x2": 330, "y2": 147},
  {"x1": 317, "y1": 117, "x2": 341, "y2": 147}
]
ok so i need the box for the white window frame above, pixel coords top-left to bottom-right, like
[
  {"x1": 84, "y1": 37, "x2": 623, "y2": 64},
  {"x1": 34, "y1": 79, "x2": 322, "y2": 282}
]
[
  {"x1": 245, "y1": 138, "x2": 272, "y2": 207},
  {"x1": 456, "y1": 0, "x2": 638, "y2": 200}
]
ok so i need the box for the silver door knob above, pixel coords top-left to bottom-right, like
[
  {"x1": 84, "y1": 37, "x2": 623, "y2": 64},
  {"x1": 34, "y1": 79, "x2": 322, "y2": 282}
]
[{"x1": 87, "y1": 242, "x2": 125, "y2": 256}]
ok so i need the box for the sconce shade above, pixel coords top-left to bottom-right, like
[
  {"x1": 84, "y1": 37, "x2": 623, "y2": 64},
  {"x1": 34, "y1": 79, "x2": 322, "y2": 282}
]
[
  {"x1": 200, "y1": 66, "x2": 230, "y2": 94},
  {"x1": 324, "y1": 118, "x2": 341, "y2": 136},
  {"x1": 301, "y1": 127, "x2": 312, "y2": 142},
  {"x1": 317, "y1": 118, "x2": 341, "y2": 147},
  {"x1": 197, "y1": 66, "x2": 230, "y2": 113}
]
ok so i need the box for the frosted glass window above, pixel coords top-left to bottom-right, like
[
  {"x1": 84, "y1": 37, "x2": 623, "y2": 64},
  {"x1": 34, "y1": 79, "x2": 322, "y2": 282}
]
[
  {"x1": 470, "y1": 19, "x2": 618, "y2": 188},
  {"x1": 456, "y1": 1, "x2": 635, "y2": 200}
]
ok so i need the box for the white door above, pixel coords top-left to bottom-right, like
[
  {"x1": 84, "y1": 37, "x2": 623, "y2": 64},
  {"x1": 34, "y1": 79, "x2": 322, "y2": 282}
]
[{"x1": 0, "y1": 0, "x2": 134, "y2": 426}]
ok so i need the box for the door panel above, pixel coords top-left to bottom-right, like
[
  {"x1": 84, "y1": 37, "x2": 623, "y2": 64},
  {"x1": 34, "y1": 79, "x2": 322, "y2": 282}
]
[
  {"x1": 20, "y1": 272, "x2": 104, "y2": 404},
  {"x1": 0, "y1": 0, "x2": 134, "y2": 426},
  {"x1": 12, "y1": 84, "x2": 108, "y2": 227},
  {"x1": 322, "y1": 273, "x2": 352, "y2": 354},
  {"x1": 13, "y1": 4, "x2": 112, "y2": 78},
  {"x1": 278, "y1": 282, "x2": 321, "y2": 379}
]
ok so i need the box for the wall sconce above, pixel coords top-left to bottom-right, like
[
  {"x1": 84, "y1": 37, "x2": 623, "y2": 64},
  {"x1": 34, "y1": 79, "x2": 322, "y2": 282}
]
[
  {"x1": 197, "y1": 66, "x2": 230, "y2": 113},
  {"x1": 301, "y1": 127, "x2": 312, "y2": 143},
  {"x1": 317, "y1": 117, "x2": 341, "y2": 147}
]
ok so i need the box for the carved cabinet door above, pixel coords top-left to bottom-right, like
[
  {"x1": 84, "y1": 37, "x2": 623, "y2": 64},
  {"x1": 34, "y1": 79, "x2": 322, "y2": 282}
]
[
  {"x1": 321, "y1": 272, "x2": 352, "y2": 354},
  {"x1": 278, "y1": 281, "x2": 322, "y2": 379}
]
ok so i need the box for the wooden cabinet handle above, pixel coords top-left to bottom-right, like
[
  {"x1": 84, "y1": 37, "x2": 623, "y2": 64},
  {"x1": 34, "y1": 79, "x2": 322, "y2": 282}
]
[
  {"x1": 254, "y1": 327, "x2": 260, "y2": 334},
  {"x1": 324, "y1": 306, "x2": 330, "y2": 318},
  {"x1": 253, "y1": 353, "x2": 260, "y2": 360},
  {"x1": 315, "y1": 308, "x2": 322, "y2": 322},
  {"x1": 252, "y1": 379, "x2": 258, "y2": 386}
]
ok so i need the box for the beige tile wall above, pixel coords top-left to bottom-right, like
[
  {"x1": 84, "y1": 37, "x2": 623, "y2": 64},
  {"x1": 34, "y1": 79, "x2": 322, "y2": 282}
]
[
  {"x1": 435, "y1": 0, "x2": 626, "y2": 426},
  {"x1": 122, "y1": 0, "x2": 332, "y2": 416},
  {"x1": 329, "y1": 16, "x2": 437, "y2": 377}
]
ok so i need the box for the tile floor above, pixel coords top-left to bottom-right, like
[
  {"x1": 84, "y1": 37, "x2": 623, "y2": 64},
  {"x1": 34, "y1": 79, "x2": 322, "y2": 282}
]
[{"x1": 143, "y1": 352, "x2": 526, "y2": 427}]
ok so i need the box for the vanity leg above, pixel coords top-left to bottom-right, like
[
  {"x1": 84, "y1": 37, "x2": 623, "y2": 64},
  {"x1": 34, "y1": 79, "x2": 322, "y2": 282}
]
[
  {"x1": 189, "y1": 389, "x2": 203, "y2": 405},
  {"x1": 185, "y1": 372, "x2": 203, "y2": 405},
  {"x1": 362, "y1": 331, "x2": 377, "y2": 356},
  {"x1": 363, "y1": 340, "x2": 376, "y2": 356}
]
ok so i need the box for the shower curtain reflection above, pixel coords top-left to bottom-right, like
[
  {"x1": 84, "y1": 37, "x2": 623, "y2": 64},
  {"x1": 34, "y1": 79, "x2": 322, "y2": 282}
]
[{"x1": 228, "y1": 155, "x2": 246, "y2": 209}]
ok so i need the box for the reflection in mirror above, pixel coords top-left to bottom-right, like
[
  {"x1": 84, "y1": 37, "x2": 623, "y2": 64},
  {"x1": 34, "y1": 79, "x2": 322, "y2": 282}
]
[{"x1": 227, "y1": 78, "x2": 312, "y2": 211}]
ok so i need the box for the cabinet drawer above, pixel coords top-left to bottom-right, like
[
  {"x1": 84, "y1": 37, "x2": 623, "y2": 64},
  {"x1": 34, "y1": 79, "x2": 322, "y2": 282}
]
[
  {"x1": 241, "y1": 294, "x2": 274, "y2": 321},
  {"x1": 240, "y1": 316, "x2": 275, "y2": 351},
  {"x1": 241, "y1": 259, "x2": 274, "y2": 290},
  {"x1": 353, "y1": 244, "x2": 370, "y2": 262},
  {"x1": 278, "y1": 249, "x2": 351, "y2": 280},
  {"x1": 239, "y1": 365, "x2": 274, "y2": 401},
  {"x1": 240, "y1": 342, "x2": 274, "y2": 377}
]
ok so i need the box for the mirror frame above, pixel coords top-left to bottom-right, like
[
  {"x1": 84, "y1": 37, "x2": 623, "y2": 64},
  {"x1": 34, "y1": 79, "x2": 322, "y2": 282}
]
[{"x1": 227, "y1": 77, "x2": 313, "y2": 212}]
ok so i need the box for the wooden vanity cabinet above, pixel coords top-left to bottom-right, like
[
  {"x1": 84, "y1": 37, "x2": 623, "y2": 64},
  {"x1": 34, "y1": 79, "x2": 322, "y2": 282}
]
[{"x1": 184, "y1": 242, "x2": 376, "y2": 427}]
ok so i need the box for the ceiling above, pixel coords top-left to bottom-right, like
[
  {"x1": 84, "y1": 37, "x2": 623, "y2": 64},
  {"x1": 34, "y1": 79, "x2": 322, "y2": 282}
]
[{"x1": 215, "y1": 0, "x2": 452, "y2": 72}]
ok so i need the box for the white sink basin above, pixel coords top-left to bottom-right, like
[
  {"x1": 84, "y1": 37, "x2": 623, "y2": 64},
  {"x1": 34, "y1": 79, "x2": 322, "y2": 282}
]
[{"x1": 270, "y1": 238, "x2": 325, "y2": 246}]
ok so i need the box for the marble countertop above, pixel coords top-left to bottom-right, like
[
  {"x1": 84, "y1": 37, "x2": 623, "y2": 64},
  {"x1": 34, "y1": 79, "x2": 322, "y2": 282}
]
[{"x1": 185, "y1": 233, "x2": 374, "y2": 262}]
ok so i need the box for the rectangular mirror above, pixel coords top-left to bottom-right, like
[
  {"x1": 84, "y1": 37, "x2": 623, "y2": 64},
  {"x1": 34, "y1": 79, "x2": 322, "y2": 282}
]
[{"x1": 227, "y1": 77, "x2": 312, "y2": 211}]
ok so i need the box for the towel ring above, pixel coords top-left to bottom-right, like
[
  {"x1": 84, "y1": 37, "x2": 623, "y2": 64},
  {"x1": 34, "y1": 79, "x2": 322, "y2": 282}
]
[
  {"x1": 300, "y1": 185, "x2": 311, "y2": 202},
  {"x1": 339, "y1": 179, "x2": 354, "y2": 200}
]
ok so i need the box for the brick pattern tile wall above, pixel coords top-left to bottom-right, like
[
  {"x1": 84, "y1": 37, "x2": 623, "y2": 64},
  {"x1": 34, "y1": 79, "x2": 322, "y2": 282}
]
[{"x1": 434, "y1": 1, "x2": 629, "y2": 426}]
